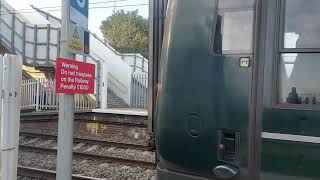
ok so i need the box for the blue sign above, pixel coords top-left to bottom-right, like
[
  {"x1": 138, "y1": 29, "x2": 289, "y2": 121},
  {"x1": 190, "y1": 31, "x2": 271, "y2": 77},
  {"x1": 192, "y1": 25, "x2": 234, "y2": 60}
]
[
  {"x1": 70, "y1": 0, "x2": 88, "y2": 18},
  {"x1": 68, "y1": 0, "x2": 89, "y2": 55}
]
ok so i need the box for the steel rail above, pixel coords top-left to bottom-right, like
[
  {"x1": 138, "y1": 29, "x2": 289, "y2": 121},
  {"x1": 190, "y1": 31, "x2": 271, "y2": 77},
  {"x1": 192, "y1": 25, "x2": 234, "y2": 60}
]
[
  {"x1": 20, "y1": 131, "x2": 153, "y2": 151},
  {"x1": 19, "y1": 145, "x2": 156, "y2": 169},
  {"x1": 18, "y1": 166, "x2": 101, "y2": 180}
]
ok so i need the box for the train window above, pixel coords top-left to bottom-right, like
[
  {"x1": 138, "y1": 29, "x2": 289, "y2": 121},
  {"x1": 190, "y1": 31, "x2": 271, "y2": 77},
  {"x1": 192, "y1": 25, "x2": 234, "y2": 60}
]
[
  {"x1": 283, "y1": 0, "x2": 320, "y2": 49},
  {"x1": 278, "y1": 1, "x2": 320, "y2": 106},
  {"x1": 213, "y1": 0, "x2": 255, "y2": 54},
  {"x1": 279, "y1": 53, "x2": 320, "y2": 105}
]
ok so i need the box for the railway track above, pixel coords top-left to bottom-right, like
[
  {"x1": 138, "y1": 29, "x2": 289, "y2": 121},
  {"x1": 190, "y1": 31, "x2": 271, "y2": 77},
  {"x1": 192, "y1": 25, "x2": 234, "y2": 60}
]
[
  {"x1": 19, "y1": 145, "x2": 156, "y2": 169},
  {"x1": 18, "y1": 166, "x2": 101, "y2": 180},
  {"x1": 20, "y1": 131, "x2": 154, "y2": 151}
]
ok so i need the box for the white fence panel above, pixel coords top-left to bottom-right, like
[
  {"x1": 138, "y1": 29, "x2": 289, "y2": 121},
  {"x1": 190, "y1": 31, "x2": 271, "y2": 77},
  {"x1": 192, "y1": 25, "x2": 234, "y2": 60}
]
[
  {"x1": 130, "y1": 73, "x2": 148, "y2": 109},
  {"x1": 21, "y1": 79, "x2": 37, "y2": 110},
  {"x1": 21, "y1": 79, "x2": 96, "y2": 111}
]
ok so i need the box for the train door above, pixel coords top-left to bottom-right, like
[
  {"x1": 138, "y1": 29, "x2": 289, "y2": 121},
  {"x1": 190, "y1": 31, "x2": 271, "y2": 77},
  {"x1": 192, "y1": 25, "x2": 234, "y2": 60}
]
[
  {"x1": 156, "y1": 0, "x2": 261, "y2": 180},
  {"x1": 210, "y1": 0, "x2": 260, "y2": 179},
  {"x1": 259, "y1": 0, "x2": 320, "y2": 179}
]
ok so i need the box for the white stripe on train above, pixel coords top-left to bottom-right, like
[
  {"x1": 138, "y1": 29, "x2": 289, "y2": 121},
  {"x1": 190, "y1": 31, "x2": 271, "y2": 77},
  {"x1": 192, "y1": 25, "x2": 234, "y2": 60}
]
[{"x1": 262, "y1": 132, "x2": 320, "y2": 144}]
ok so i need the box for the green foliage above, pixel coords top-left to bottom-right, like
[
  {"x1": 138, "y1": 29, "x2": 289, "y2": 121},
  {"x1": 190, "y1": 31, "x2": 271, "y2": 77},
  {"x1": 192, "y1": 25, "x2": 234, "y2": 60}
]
[{"x1": 100, "y1": 10, "x2": 149, "y2": 58}]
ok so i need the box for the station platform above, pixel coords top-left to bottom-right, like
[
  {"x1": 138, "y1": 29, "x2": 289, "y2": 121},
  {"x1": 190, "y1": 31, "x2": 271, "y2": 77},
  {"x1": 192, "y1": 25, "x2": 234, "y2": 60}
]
[
  {"x1": 20, "y1": 108, "x2": 148, "y2": 127},
  {"x1": 92, "y1": 108, "x2": 148, "y2": 116}
]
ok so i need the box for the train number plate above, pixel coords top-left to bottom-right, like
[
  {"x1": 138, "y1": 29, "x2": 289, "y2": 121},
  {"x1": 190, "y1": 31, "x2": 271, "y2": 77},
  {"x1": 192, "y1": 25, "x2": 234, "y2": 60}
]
[{"x1": 239, "y1": 57, "x2": 251, "y2": 68}]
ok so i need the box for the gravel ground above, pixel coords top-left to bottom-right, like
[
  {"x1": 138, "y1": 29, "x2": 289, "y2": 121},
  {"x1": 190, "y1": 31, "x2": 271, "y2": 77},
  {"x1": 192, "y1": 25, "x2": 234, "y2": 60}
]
[
  {"x1": 19, "y1": 136, "x2": 155, "y2": 162},
  {"x1": 18, "y1": 151, "x2": 155, "y2": 180},
  {"x1": 20, "y1": 136, "x2": 57, "y2": 149},
  {"x1": 17, "y1": 176, "x2": 39, "y2": 180},
  {"x1": 21, "y1": 128, "x2": 148, "y2": 145}
]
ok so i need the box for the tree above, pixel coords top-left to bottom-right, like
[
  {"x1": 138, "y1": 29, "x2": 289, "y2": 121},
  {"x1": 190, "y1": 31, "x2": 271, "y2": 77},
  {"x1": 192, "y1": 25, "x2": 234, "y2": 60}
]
[{"x1": 100, "y1": 10, "x2": 149, "y2": 58}]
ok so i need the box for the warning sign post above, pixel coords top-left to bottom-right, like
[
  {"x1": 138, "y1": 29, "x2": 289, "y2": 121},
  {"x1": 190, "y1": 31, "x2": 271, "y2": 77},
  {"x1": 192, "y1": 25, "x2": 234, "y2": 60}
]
[
  {"x1": 55, "y1": 57, "x2": 95, "y2": 94},
  {"x1": 57, "y1": 1, "x2": 91, "y2": 179}
]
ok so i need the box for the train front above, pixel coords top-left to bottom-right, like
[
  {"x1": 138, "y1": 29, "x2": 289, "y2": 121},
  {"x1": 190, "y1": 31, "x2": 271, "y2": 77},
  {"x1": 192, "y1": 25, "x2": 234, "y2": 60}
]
[{"x1": 155, "y1": 0, "x2": 257, "y2": 180}]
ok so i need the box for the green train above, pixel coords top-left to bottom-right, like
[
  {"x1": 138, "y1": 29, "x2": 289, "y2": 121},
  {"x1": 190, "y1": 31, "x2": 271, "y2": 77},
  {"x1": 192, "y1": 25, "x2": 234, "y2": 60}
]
[{"x1": 155, "y1": 0, "x2": 320, "y2": 179}]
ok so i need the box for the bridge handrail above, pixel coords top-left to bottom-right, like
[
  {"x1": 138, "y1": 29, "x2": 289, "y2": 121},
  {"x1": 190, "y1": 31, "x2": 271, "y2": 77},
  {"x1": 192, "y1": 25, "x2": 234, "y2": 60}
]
[{"x1": 32, "y1": 6, "x2": 149, "y2": 73}]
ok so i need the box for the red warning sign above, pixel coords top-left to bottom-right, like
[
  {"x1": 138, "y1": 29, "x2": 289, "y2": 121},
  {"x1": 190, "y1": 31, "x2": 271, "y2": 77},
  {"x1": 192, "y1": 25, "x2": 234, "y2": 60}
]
[{"x1": 55, "y1": 58, "x2": 95, "y2": 94}]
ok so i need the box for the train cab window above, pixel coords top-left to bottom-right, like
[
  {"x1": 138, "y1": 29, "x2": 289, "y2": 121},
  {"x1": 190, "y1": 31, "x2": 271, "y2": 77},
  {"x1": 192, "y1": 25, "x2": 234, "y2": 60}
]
[
  {"x1": 278, "y1": 0, "x2": 320, "y2": 105},
  {"x1": 213, "y1": 0, "x2": 255, "y2": 54}
]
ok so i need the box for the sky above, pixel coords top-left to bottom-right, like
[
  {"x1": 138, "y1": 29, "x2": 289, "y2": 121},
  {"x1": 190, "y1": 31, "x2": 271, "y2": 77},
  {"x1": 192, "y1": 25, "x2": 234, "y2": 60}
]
[{"x1": 25, "y1": 0, "x2": 149, "y2": 38}]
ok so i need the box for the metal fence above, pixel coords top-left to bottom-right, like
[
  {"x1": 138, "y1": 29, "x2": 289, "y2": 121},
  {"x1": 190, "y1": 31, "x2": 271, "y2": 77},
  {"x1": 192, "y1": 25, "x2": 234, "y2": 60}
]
[
  {"x1": 130, "y1": 73, "x2": 148, "y2": 109},
  {"x1": 0, "y1": 2, "x2": 60, "y2": 66},
  {"x1": 121, "y1": 54, "x2": 148, "y2": 73},
  {"x1": 33, "y1": 6, "x2": 149, "y2": 74},
  {"x1": 21, "y1": 79, "x2": 96, "y2": 111}
]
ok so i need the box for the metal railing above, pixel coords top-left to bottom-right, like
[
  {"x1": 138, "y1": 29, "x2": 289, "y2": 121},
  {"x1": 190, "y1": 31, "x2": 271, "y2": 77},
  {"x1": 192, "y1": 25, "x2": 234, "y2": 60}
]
[
  {"x1": 33, "y1": 6, "x2": 149, "y2": 73},
  {"x1": 21, "y1": 79, "x2": 96, "y2": 111},
  {"x1": 130, "y1": 73, "x2": 148, "y2": 108},
  {"x1": 0, "y1": 2, "x2": 60, "y2": 66},
  {"x1": 121, "y1": 54, "x2": 148, "y2": 73}
]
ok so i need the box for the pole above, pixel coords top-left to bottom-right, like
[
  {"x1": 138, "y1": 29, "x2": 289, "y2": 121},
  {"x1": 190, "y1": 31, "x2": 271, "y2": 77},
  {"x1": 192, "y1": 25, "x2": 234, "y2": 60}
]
[
  {"x1": 56, "y1": 0, "x2": 75, "y2": 179},
  {"x1": 113, "y1": 0, "x2": 117, "y2": 12},
  {"x1": 1, "y1": 54, "x2": 22, "y2": 180},
  {"x1": 101, "y1": 60, "x2": 108, "y2": 109},
  {"x1": 0, "y1": 54, "x2": 3, "y2": 179}
]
